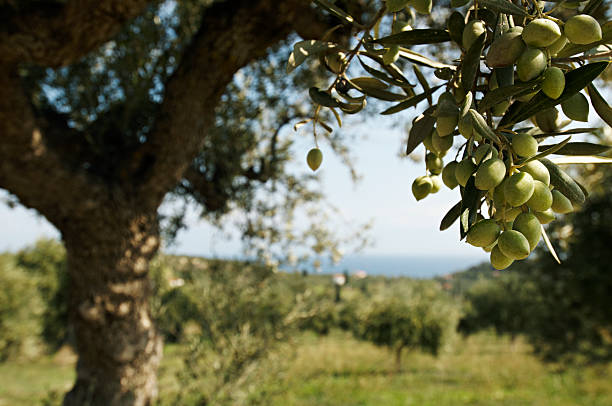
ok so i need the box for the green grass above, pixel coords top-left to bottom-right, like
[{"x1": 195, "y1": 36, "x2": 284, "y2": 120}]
[{"x1": 1, "y1": 333, "x2": 612, "y2": 405}]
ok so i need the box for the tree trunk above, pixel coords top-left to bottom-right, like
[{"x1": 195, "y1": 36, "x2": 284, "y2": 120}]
[{"x1": 61, "y1": 208, "x2": 162, "y2": 406}]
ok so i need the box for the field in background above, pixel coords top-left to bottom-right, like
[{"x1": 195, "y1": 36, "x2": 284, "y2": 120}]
[{"x1": 2, "y1": 332, "x2": 611, "y2": 406}]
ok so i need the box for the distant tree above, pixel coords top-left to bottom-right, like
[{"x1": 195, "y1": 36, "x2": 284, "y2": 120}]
[{"x1": 355, "y1": 283, "x2": 457, "y2": 370}]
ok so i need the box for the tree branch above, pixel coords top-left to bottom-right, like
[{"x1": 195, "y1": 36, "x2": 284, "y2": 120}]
[
  {"x1": 0, "y1": 66, "x2": 111, "y2": 227},
  {"x1": 0, "y1": 0, "x2": 152, "y2": 66},
  {"x1": 131, "y1": 0, "x2": 320, "y2": 207}
]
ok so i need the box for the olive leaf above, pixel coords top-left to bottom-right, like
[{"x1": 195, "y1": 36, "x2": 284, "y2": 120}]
[
  {"x1": 380, "y1": 84, "x2": 444, "y2": 115},
  {"x1": 478, "y1": 81, "x2": 540, "y2": 112},
  {"x1": 461, "y1": 33, "x2": 486, "y2": 92},
  {"x1": 583, "y1": 0, "x2": 605, "y2": 17},
  {"x1": 293, "y1": 119, "x2": 312, "y2": 132},
  {"x1": 499, "y1": 62, "x2": 609, "y2": 127},
  {"x1": 358, "y1": 57, "x2": 407, "y2": 87},
  {"x1": 587, "y1": 84, "x2": 612, "y2": 128},
  {"x1": 406, "y1": 106, "x2": 436, "y2": 155},
  {"x1": 479, "y1": 0, "x2": 529, "y2": 16},
  {"x1": 540, "y1": 158, "x2": 586, "y2": 204},
  {"x1": 357, "y1": 54, "x2": 414, "y2": 87},
  {"x1": 398, "y1": 48, "x2": 454, "y2": 69},
  {"x1": 469, "y1": 109, "x2": 501, "y2": 144},
  {"x1": 313, "y1": 0, "x2": 357, "y2": 26},
  {"x1": 309, "y1": 87, "x2": 340, "y2": 107},
  {"x1": 460, "y1": 177, "x2": 483, "y2": 240},
  {"x1": 350, "y1": 77, "x2": 389, "y2": 90},
  {"x1": 440, "y1": 201, "x2": 462, "y2": 231},
  {"x1": 374, "y1": 29, "x2": 451, "y2": 46},
  {"x1": 549, "y1": 156, "x2": 612, "y2": 165},
  {"x1": 447, "y1": 11, "x2": 465, "y2": 47},
  {"x1": 539, "y1": 142, "x2": 612, "y2": 156},
  {"x1": 541, "y1": 225, "x2": 561, "y2": 265},
  {"x1": 413, "y1": 65, "x2": 432, "y2": 105},
  {"x1": 461, "y1": 91, "x2": 473, "y2": 117},
  {"x1": 493, "y1": 66, "x2": 515, "y2": 88},
  {"x1": 287, "y1": 40, "x2": 336, "y2": 73}
]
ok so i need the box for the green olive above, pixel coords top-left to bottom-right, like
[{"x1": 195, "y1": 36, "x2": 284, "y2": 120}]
[
  {"x1": 504, "y1": 172, "x2": 535, "y2": 207},
  {"x1": 565, "y1": 14, "x2": 602, "y2": 45},
  {"x1": 498, "y1": 230, "x2": 531, "y2": 260},
  {"x1": 513, "y1": 212, "x2": 542, "y2": 251},
  {"x1": 307, "y1": 148, "x2": 323, "y2": 171},
  {"x1": 467, "y1": 219, "x2": 502, "y2": 248}
]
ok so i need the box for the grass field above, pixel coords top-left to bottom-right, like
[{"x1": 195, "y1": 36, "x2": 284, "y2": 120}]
[{"x1": 1, "y1": 332, "x2": 611, "y2": 405}]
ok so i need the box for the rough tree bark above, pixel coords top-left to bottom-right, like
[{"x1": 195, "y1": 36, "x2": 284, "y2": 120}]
[{"x1": 0, "y1": 0, "x2": 337, "y2": 404}]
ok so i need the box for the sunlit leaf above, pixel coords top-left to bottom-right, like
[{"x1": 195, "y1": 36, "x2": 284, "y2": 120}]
[
  {"x1": 380, "y1": 84, "x2": 443, "y2": 115},
  {"x1": 541, "y1": 225, "x2": 561, "y2": 265},
  {"x1": 550, "y1": 156, "x2": 612, "y2": 165},
  {"x1": 374, "y1": 29, "x2": 451, "y2": 46},
  {"x1": 287, "y1": 40, "x2": 336, "y2": 73},
  {"x1": 398, "y1": 48, "x2": 454, "y2": 69},
  {"x1": 519, "y1": 136, "x2": 571, "y2": 165},
  {"x1": 540, "y1": 158, "x2": 586, "y2": 204},
  {"x1": 540, "y1": 142, "x2": 611, "y2": 156}
]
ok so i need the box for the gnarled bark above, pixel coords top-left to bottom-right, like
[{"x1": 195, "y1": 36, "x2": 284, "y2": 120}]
[{"x1": 62, "y1": 206, "x2": 162, "y2": 406}]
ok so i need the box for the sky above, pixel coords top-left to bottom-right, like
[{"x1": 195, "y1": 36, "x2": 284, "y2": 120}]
[{"x1": 0, "y1": 110, "x2": 489, "y2": 264}]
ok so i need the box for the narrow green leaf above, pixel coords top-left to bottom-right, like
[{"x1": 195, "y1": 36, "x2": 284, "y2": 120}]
[
  {"x1": 461, "y1": 91, "x2": 473, "y2": 117},
  {"x1": 287, "y1": 40, "x2": 336, "y2": 73},
  {"x1": 330, "y1": 107, "x2": 342, "y2": 128},
  {"x1": 357, "y1": 54, "x2": 414, "y2": 87},
  {"x1": 380, "y1": 84, "x2": 444, "y2": 115},
  {"x1": 398, "y1": 48, "x2": 455, "y2": 69},
  {"x1": 309, "y1": 87, "x2": 340, "y2": 107},
  {"x1": 469, "y1": 109, "x2": 500, "y2": 143},
  {"x1": 583, "y1": 0, "x2": 604, "y2": 16},
  {"x1": 318, "y1": 120, "x2": 333, "y2": 133},
  {"x1": 461, "y1": 33, "x2": 486, "y2": 92},
  {"x1": 413, "y1": 65, "x2": 432, "y2": 105},
  {"x1": 539, "y1": 142, "x2": 611, "y2": 156},
  {"x1": 540, "y1": 158, "x2": 586, "y2": 204},
  {"x1": 406, "y1": 106, "x2": 436, "y2": 155},
  {"x1": 532, "y1": 127, "x2": 600, "y2": 138},
  {"x1": 447, "y1": 11, "x2": 465, "y2": 47},
  {"x1": 337, "y1": 99, "x2": 367, "y2": 114},
  {"x1": 499, "y1": 62, "x2": 609, "y2": 127},
  {"x1": 374, "y1": 29, "x2": 451, "y2": 46},
  {"x1": 587, "y1": 84, "x2": 612, "y2": 128},
  {"x1": 478, "y1": 81, "x2": 540, "y2": 112},
  {"x1": 460, "y1": 177, "x2": 483, "y2": 239},
  {"x1": 440, "y1": 201, "x2": 462, "y2": 231},
  {"x1": 350, "y1": 77, "x2": 389, "y2": 90},
  {"x1": 313, "y1": 0, "x2": 356, "y2": 25},
  {"x1": 479, "y1": 0, "x2": 529, "y2": 16}
]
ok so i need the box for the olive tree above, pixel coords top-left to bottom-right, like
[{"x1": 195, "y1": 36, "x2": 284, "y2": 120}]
[{"x1": 0, "y1": 0, "x2": 370, "y2": 404}]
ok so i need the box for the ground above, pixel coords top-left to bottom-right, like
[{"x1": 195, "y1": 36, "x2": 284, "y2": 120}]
[{"x1": 1, "y1": 332, "x2": 611, "y2": 405}]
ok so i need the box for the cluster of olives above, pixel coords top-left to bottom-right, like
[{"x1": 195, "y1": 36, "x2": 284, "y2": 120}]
[
  {"x1": 406, "y1": 6, "x2": 606, "y2": 269},
  {"x1": 412, "y1": 92, "x2": 578, "y2": 269}
]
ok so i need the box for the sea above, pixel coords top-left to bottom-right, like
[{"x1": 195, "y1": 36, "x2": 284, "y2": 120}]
[{"x1": 302, "y1": 254, "x2": 487, "y2": 279}]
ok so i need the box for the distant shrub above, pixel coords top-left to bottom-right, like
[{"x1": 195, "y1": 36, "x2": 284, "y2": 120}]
[
  {"x1": 14, "y1": 239, "x2": 68, "y2": 349},
  {"x1": 354, "y1": 281, "x2": 458, "y2": 370},
  {"x1": 0, "y1": 254, "x2": 45, "y2": 360}
]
